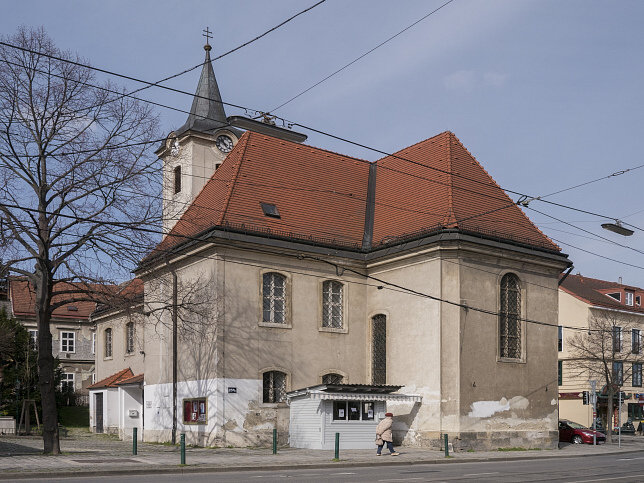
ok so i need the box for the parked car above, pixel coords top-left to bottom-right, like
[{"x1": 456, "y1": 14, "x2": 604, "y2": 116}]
[{"x1": 559, "y1": 420, "x2": 606, "y2": 444}]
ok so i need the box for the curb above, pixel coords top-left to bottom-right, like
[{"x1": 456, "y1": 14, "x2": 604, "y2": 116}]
[{"x1": 1, "y1": 447, "x2": 643, "y2": 480}]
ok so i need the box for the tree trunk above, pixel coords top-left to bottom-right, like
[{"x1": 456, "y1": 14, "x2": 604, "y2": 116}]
[{"x1": 35, "y1": 270, "x2": 60, "y2": 454}]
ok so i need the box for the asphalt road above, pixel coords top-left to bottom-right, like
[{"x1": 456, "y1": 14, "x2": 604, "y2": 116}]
[{"x1": 15, "y1": 452, "x2": 644, "y2": 482}]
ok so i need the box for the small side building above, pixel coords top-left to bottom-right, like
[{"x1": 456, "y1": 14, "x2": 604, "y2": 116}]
[{"x1": 287, "y1": 384, "x2": 421, "y2": 449}]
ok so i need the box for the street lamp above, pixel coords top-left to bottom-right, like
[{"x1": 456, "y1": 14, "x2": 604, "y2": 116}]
[{"x1": 601, "y1": 220, "x2": 634, "y2": 236}]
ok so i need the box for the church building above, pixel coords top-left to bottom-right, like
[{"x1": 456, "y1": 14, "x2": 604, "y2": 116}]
[{"x1": 90, "y1": 42, "x2": 571, "y2": 450}]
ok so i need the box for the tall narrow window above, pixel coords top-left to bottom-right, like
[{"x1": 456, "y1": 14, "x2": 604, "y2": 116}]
[
  {"x1": 60, "y1": 373, "x2": 74, "y2": 392},
  {"x1": 632, "y1": 329, "x2": 641, "y2": 355},
  {"x1": 174, "y1": 165, "x2": 181, "y2": 194},
  {"x1": 322, "y1": 373, "x2": 344, "y2": 385},
  {"x1": 613, "y1": 326, "x2": 622, "y2": 353},
  {"x1": 633, "y1": 363, "x2": 642, "y2": 387},
  {"x1": 322, "y1": 281, "x2": 343, "y2": 328},
  {"x1": 558, "y1": 326, "x2": 563, "y2": 352},
  {"x1": 558, "y1": 360, "x2": 563, "y2": 386},
  {"x1": 499, "y1": 273, "x2": 521, "y2": 359},
  {"x1": 29, "y1": 329, "x2": 38, "y2": 350},
  {"x1": 60, "y1": 331, "x2": 75, "y2": 353},
  {"x1": 105, "y1": 328, "x2": 113, "y2": 358},
  {"x1": 625, "y1": 292, "x2": 634, "y2": 306},
  {"x1": 262, "y1": 273, "x2": 286, "y2": 324},
  {"x1": 126, "y1": 322, "x2": 135, "y2": 354},
  {"x1": 372, "y1": 314, "x2": 387, "y2": 385},
  {"x1": 262, "y1": 371, "x2": 287, "y2": 403},
  {"x1": 91, "y1": 332, "x2": 96, "y2": 354},
  {"x1": 613, "y1": 361, "x2": 623, "y2": 385}
]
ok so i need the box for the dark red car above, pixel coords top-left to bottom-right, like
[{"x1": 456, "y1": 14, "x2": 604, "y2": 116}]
[{"x1": 559, "y1": 420, "x2": 606, "y2": 444}]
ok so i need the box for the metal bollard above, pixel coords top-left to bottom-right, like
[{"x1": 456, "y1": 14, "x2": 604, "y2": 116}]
[
  {"x1": 335, "y1": 432, "x2": 340, "y2": 459},
  {"x1": 273, "y1": 428, "x2": 277, "y2": 454},
  {"x1": 180, "y1": 433, "x2": 186, "y2": 465},
  {"x1": 444, "y1": 434, "x2": 449, "y2": 457},
  {"x1": 133, "y1": 427, "x2": 137, "y2": 455}
]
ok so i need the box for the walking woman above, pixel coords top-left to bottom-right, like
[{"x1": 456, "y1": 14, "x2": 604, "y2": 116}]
[{"x1": 375, "y1": 412, "x2": 400, "y2": 456}]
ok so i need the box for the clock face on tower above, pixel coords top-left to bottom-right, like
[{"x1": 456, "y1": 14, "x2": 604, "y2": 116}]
[{"x1": 215, "y1": 134, "x2": 234, "y2": 153}]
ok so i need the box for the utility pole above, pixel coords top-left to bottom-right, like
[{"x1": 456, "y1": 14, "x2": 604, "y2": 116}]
[
  {"x1": 618, "y1": 390, "x2": 622, "y2": 448},
  {"x1": 590, "y1": 380, "x2": 597, "y2": 445}
]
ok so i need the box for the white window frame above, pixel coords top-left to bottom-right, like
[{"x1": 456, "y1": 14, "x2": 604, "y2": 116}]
[
  {"x1": 60, "y1": 372, "x2": 74, "y2": 391},
  {"x1": 625, "y1": 292, "x2": 634, "y2": 306},
  {"x1": 91, "y1": 332, "x2": 96, "y2": 354},
  {"x1": 260, "y1": 272, "x2": 289, "y2": 326},
  {"x1": 60, "y1": 331, "x2": 75, "y2": 353},
  {"x1": 613, "y1": 326, "x2": 623, "y2": 352},
  {"x1": 28, "y1": 329, "x2": 38, "y2": 349}
]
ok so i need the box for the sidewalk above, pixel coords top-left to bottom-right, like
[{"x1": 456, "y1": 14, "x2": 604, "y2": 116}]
[{"x1": 1, "y1": 429, "x2": 644, "y2": 480}]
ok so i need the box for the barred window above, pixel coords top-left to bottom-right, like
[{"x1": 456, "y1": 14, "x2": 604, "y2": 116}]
[
  {"x1": 263, "y1": 371, "x2": 287, "y2": 403},
  {"x1": 322, "y1": 373, "x2": 344, "y2": 385},
  {"x1": 372, "y1": 314, "x2": 387, "y2": 385},
  {"x1": 105, "y1": 328, "x2": 113, "y2": 358},
  {"x1": 262, "y1": 273, "x2": 286, "y2": 324},
  {"x1": 322, "y1": 281, "x2": 343, "y2": 328},
  {"x1": 499, "y1": 273, "x2": 521, "y2": 359},
  {"x1": 126, "y1": 322, "x2": 135, "y2": 354}
]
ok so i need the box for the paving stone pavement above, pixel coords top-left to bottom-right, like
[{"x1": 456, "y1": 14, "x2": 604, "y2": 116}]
[{"x1": 1, "y1": 429, "x2": 644, "y2": 479}]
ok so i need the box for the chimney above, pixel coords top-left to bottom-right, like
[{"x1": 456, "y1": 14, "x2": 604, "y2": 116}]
[{"x1": 619, "y1": 277, "x2": 623, "y2": 285}]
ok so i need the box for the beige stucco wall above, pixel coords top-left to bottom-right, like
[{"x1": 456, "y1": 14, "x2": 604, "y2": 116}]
[{"x1": 93, "y1": 309, "x2": 145, "y2": 382}]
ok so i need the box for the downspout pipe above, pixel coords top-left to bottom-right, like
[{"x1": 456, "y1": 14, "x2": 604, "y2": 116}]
[
  {"x1": 172, "y1": 269, "x2": 178, "y2": 445},
  {"x1": 558, "y1": 266, "x2": 574, "y2": 286}
]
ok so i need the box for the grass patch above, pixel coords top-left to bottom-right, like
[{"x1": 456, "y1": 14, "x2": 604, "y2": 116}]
[
  {"x1": 58, "y1": 406, "x2": 89, "y2": 428},
  {"x1": 497, "y1": 447, "x2": 528, "y2": 452},
  {"x1": 332, "y1": 458, "x2": 340, "y2": 462},
  {"x1": 466, "y1": 449, "x2": 475, "y2": 453}
]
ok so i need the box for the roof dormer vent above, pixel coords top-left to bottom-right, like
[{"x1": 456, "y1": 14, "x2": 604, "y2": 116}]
[{"x1": 260, "y1": 202, "x2": 280, "y2": 219}]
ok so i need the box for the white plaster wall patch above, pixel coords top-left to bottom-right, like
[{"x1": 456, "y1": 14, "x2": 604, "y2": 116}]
[{"x1": 468, "y1": 398, "x2": 510, "y2": 418}]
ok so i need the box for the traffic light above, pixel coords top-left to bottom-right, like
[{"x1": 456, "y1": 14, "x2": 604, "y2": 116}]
[{"x1": 582, "y1": 391, "x2": 589, "y2": 405}]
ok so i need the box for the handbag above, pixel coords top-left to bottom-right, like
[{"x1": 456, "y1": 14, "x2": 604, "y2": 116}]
[{"x1": 375, "y1": 436, "x2": 384, "y2": 446}]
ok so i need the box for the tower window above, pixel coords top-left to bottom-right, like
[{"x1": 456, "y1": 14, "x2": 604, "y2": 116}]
[{"x1": 174, "y1": 166, "x2": 182, "y2": 194}]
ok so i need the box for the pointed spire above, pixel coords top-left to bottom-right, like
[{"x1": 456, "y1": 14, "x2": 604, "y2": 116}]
[{"x1": 177, "y1": 41, "x2": 228, "y2": 135}]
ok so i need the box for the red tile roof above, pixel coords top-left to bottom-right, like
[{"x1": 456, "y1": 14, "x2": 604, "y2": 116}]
[
  {"x1": 88, "y1": 368, "x2": 134, "y2": 389},
  {"x1": 560, "y1": 274, "x2": 644, "y2": 314},
  {"x1": 145, "y1": 130, "x2": 559, "y2": 263},
  {"x1": 374, "y1": 132, "x2": 558, "y2": 250},
  {"x1": 10, "y1": 279, "x2": 99, "y2": 319},
  {"x1": 116, "y1": 373, "x2": 144, "y2": 386}
]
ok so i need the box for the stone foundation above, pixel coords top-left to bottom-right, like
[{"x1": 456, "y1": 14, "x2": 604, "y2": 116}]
[{"x1": 396, "y1": 429, "x2": 558, "y2": 451}]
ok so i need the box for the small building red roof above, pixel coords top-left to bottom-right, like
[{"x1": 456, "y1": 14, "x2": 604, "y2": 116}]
[
  {"x1": 144, "y1": 130, "x2": 560, "y2": 264},
  {"x1": 560, "y1": 274, "x2": 644, "y2": 314},
  {"x1": 88, "y1": 368, "x2": 134, "y2": 389},
  {"x1": 116, "y1": 374, "x2": 144, "y2": 386},
  {"x1": 9, "y1": 279, "x2": 99, "y2": 319}
]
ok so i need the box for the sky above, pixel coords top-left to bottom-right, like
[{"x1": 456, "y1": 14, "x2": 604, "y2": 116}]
[{"x1": 2, "y1": 0, "x2": 643, "y2": 286}]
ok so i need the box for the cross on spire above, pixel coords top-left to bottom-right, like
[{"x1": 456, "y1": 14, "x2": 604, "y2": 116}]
[{"x1": 202, "y1": 27, "x2": 212, "y2": 46}]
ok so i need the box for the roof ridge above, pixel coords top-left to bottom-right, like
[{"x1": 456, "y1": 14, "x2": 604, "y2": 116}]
[
  {"x1": 442, "y1": 132, "x2": 457, "y2": 227},
  {"x1": 567, "y1": 273, "x2": 643, "y2": 291},
  {"x1": 217, "y1": 132, "x2": 251, "y2": 225},
  {"x1": 375, "y1": 131, "x2": 453, "y2": 163},
  {"x1": 448, "y1": 132, "x2": 560, "y2": 251}
]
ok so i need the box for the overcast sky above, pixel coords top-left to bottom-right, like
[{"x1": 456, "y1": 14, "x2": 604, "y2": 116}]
[{"x1": 3, "y1": 0, "x2": 643, "y2": 286}]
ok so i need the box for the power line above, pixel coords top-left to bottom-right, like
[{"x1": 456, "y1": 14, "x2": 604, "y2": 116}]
[
  {"x1": 270, "y1": 0, "x2": 456, "y2": 112},
  {"x1": 3, "y1": 39, "x2": 642, "y2": 237}
]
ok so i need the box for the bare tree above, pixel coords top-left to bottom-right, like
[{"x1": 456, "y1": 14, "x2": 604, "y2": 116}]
[
  {"x1": 0, "y1": 27, "x2": 159, "y2": 453},
  {"x1": 567, "y1": 309, "x2": 643, "y2": 443}
]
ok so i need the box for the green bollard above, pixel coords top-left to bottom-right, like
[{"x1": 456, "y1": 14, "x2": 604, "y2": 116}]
[
  {"x1": 180, "y1": 433, "x2": 186, "y2": 465},
  {"x1": 133, "y1": 427, "x2": 137, "y2": 455},
  {"x1": 335, "y1": 432, "x2": 340, "y2": 460},
  {"x1": 272, "y1": 428, "x2": 277, "y2": 454},
  {"x1": 444, "y1": 434, "x2": 449, "y2": 457}
]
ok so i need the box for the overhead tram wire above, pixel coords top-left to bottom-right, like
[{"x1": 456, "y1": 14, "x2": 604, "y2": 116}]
[
  {"x1": 0, "y1": 200, "x2": 599, "y2": 334},
  {"x1": 3, "y1": 44, "x2": 644, "y2": 258},
  {"x1": 270, "y1": 0, "x2": 456, "y2": 112},
  {"x1": 3, "y1": 40, "x2": 643, "y2": 235}
]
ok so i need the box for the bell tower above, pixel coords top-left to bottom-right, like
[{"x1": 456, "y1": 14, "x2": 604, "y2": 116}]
[{"x1": 156, "y1": 29, "x2": 241, "y2": 235}]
